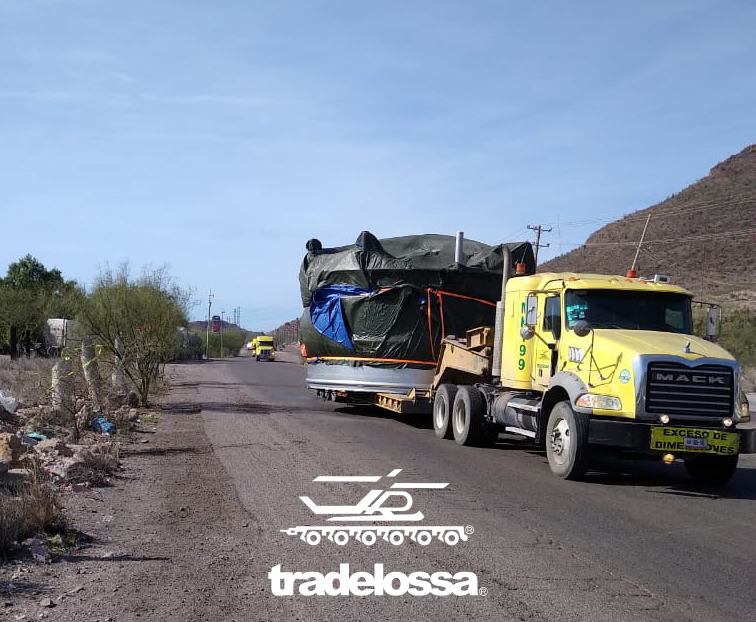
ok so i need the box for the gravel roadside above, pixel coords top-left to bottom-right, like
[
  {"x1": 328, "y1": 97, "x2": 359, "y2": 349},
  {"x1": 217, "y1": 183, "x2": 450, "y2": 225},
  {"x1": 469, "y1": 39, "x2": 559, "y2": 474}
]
[{"x1": 0, "y1": 360, "x2": 255, "y2": 622}]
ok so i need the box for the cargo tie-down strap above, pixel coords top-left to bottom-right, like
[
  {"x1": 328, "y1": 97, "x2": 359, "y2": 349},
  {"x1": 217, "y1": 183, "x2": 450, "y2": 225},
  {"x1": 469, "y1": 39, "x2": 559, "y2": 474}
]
[{"x1": 426, "y1": 288, "x2": 496, "y2": 360}]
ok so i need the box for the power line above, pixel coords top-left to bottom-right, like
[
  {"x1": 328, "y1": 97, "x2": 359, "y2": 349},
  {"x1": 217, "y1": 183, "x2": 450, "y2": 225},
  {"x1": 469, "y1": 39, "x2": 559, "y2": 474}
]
[
  {"x1": 543, "y1": 193, "x2": 756, "y2": 229},
  {"x1": 640, "y1": 246, "x2": 756, "y2": 292},
  {"x1": 496, "y1": 226, "x2": 530, "y2": 245},
  {"x1": 559, "y1": 227, "x2": 756, "y2": 247}
]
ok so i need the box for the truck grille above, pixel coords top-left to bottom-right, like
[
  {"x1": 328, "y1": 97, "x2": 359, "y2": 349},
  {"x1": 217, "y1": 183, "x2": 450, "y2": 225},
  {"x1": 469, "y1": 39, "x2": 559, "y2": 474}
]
[{"x1": 645, "y1": 362, "x2": 733, "y2": 418}]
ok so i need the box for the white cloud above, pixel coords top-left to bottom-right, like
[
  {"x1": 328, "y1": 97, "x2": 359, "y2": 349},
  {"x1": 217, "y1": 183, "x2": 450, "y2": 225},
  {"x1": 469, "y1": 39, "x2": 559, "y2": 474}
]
[
  {"x1": 0, "y1": 89, "x2": 79, "y2": 101},
  {"x1": 138, "y1": 93, "x2": 294, "y2": 106}
]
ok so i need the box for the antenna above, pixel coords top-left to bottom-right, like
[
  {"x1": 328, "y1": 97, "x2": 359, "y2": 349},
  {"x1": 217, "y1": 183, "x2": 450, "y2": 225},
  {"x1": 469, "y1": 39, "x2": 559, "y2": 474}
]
[{"x1": 631, "y1": 214, "x2": 651, "y2": 272}]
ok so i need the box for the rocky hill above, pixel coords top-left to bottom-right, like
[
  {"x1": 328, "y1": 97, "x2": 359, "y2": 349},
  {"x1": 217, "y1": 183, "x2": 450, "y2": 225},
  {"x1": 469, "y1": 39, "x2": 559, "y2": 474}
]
[{"x1": 541, "y1": 144, "x2": 756, "y2": 302}]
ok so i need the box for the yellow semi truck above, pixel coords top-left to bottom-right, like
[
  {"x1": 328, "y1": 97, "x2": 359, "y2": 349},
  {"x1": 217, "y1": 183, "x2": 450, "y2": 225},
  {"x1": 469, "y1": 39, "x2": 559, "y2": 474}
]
[
  {"x1": 255, "y1": 335, "x2": 275, "y2": 361},
  {"x1": 428, "y1": 253, "x2": 753, "y2": 484}
]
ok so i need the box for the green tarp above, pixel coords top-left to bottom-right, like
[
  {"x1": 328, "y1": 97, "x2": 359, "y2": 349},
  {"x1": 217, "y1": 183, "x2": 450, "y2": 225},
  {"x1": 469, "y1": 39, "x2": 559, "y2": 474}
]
[{"x1": 299, "y1": 232, "x2": 534, "y2": 366}]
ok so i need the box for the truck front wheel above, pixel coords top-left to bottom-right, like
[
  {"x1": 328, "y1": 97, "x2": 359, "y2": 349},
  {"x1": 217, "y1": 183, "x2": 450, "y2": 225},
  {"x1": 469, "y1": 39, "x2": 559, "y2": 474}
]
[
  {"x1": 452, "y1": 386, "x2": 492, "y2": 447},
  {"x1": 684, "y1": 454, "x2": 738, "y2": 487},
  {"x1": 433, "y1": 384, "x2": 457, "y2": 439},
  {"x1": 545, "y1": 401, "x2": 589, "y2": 480}
]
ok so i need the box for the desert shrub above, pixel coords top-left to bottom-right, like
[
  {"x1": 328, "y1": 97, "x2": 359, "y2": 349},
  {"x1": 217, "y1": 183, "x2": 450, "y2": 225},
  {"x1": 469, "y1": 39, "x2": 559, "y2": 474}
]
[
  {"x1": 78, "y1": 265, "x2": 190, "y2": 406},
  {"x1": 66, "y1": 442, "x2": 120, "y2": 488},
  {"x1": 77, "y1": 443, "x2": 120, "y2": 474},
  {"x1": 693, "y1": 307, "x2": 756, "y2": 366},
  {"x1": 719, "y1": 309, "x2": 756, "y2": 367},
  {"x1": 0, "y1": 464, "x2": 67, "y2": 555}
]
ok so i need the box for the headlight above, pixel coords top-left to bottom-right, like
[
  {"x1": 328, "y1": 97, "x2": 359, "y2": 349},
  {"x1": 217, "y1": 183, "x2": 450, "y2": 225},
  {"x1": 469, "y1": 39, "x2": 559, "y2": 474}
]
[
  {"x1": 575, "y1": 394, "x2": 622, "y2": 410},
  {"x1": 739, "y1": 392, "x2": 751, "y2": 422}
]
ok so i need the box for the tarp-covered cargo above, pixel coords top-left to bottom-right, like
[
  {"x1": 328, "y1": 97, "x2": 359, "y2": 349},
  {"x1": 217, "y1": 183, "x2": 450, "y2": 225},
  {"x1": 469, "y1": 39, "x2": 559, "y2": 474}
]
[{"x1": 299, "y1": 232, "x2": 535, "y2": 392}]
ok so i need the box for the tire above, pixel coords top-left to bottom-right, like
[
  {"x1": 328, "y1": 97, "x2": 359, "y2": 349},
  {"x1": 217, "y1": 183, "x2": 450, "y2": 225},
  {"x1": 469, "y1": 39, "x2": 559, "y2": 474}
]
[
  {"x1": 452, "y1": 386, "x2": 492, "y2": 446},
  {"x1": 684, "y1": 454, "x2": 738, "y2": 487},
  {"x1": 433, "y1": 384, "x2": 457, "y2": 439},
  {"x1": 481, "y1": 422, "x2": 500, "y2": 448},
  {"x1": 255, "y1": 355, "x2": 260, "y2": 361},
  {"x1": 545, "y1": 400, "x2": 590, "y2": 479}
]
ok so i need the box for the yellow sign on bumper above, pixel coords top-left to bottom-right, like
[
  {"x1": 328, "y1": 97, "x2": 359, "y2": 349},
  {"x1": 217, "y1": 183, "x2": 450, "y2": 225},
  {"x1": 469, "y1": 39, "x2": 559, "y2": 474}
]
[{"x1": 650, "y1": 427, "x2": 739, "y2": 455}]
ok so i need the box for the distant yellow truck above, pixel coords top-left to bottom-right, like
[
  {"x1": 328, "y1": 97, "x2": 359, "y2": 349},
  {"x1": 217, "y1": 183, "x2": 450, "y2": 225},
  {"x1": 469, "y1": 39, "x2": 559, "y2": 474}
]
[{"x1": 254, "y1": 335, "x2": 275, "y2": 361}]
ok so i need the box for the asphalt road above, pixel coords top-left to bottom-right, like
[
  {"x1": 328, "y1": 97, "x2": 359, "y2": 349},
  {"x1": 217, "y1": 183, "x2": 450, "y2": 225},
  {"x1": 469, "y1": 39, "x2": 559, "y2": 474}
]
[{"x1": 199, "y1": 350, "x2": 756, "y2": 622}]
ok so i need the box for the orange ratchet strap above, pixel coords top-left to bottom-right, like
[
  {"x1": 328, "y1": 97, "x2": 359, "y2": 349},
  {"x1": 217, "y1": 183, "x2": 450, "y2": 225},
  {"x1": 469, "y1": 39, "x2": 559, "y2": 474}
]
[{"x1": 307, "y1": 356, "x2": 436, "y2": 366}]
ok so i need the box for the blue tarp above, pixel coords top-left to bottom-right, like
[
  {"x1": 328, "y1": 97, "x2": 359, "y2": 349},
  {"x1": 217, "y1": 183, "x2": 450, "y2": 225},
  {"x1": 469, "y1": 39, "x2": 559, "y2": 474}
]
[
  {"x1": 310, "y1": 285, "x2": 370, "y2": 350},
  {"x1": 92, "y1": 415, "x2": 117, "y2": 435}
]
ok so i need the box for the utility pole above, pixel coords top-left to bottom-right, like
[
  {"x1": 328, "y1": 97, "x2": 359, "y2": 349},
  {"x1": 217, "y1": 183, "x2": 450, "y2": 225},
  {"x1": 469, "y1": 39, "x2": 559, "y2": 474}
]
[
  {"x1": 205, "y1": 288, "x2": 213, "y2": 359},
  {"x1": 527, "y1": 224, "x2": 552, "y2": 266},
  {"x1": 220, "y1": 310, "x2": 225, "y2": 358}
]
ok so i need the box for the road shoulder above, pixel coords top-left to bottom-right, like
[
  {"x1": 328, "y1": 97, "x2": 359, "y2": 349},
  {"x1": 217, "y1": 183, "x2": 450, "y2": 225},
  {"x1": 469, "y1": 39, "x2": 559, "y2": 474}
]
[{"x1": 1, "y1": 361, "x2": 255, "y2": 622}]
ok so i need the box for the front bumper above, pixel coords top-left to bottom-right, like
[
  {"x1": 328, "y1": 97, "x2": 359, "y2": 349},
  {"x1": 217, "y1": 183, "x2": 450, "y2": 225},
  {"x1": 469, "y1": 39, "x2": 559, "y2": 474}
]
[{"x1": 588, "y1": 419, "x2": 756, "y2": 455}]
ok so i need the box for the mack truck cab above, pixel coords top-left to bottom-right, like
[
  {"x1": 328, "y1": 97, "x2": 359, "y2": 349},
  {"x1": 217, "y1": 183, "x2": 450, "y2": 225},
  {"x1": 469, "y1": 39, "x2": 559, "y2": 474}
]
[{"x1": 432, "y1": 267, "x2": 754, "y2": 485}]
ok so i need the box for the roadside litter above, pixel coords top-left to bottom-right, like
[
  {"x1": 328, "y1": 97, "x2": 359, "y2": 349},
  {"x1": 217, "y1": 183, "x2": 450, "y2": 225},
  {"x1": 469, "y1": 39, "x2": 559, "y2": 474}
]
[
  {"x1": 0, "y1": 390, "x2": 19, "y2": 414},
  {"x1": 91, "y1": 415, "x2": 116, "y2": 435}
]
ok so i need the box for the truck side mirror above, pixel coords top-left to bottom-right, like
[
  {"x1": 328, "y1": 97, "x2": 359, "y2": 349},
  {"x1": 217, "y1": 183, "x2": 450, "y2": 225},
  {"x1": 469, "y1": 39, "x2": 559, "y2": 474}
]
[
  {"x1": 525, "y1": 295, "x2": 538, "y2": 326},
  {"x1": 573, "y1": 320, "x2": 592, "y2": 337},
  {"x1": 705, "y1": 306, "x2": 720, "y2": 341}
]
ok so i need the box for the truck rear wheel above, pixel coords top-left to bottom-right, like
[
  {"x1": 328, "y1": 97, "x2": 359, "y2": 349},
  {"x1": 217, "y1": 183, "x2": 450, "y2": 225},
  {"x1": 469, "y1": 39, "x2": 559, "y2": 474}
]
[
  {"x1": 433, "y1": 384, "x2": 457, "y2": 439},
  {"x1": 684, "y1": 454, "x2": 738, "y2": 487},
  {"x1": 452, "y1": 386, "x2": 491, "y2": 446},
  {"x1": 545, "y1": 401, "x2": 589, "y2": 480}
]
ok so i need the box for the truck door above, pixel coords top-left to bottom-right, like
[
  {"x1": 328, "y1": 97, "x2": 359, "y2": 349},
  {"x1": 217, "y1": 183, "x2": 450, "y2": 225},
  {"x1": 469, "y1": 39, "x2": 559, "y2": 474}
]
[{"x1": 533, "y1": 294, "x2": 561, "y2": 390}]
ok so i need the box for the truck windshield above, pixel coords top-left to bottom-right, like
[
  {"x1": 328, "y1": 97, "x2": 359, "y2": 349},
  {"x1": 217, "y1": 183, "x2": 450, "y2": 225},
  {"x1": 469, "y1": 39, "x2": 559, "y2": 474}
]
[{"x1": 564, "y1": 290, "x2": 692, "y2": 334}]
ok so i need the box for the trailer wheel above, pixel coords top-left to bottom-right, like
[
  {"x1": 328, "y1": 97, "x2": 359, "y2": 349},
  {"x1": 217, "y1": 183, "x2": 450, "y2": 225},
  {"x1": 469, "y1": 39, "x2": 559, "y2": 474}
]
[
  {"x1": 433, "y1": 384, "x2": 457, "y2": 439},
  {"x1": 452, "y1": 386, "x2": 489, "y2": 446},
  {"x1": 684, "y1": 454, "x2": 738, "y2": 487},
  {"x1": 545, "y1": 401, "x2": 589, "y2": 479}
]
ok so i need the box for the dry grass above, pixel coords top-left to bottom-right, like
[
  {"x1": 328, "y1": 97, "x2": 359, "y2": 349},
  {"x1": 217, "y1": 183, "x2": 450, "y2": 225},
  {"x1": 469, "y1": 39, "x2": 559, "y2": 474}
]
[
  {"x1": 0, "y1": 356, "x2": 55, "y2": 408},
  {"x1": 78, "y1": 442, "x2": 120, "y2": 474},
  {"x1": 66, "y1": 442, "x2": 121, "y2": 487},
  {"x1": 0, "y1": 463, "x2": 67, "y2": 555}
]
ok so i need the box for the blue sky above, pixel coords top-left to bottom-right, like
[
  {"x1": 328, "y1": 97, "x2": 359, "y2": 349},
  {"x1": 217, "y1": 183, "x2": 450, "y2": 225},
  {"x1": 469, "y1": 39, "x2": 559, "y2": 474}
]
[{"x1": 1, "y1": 0, "x2": 754, "y2": 330}]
